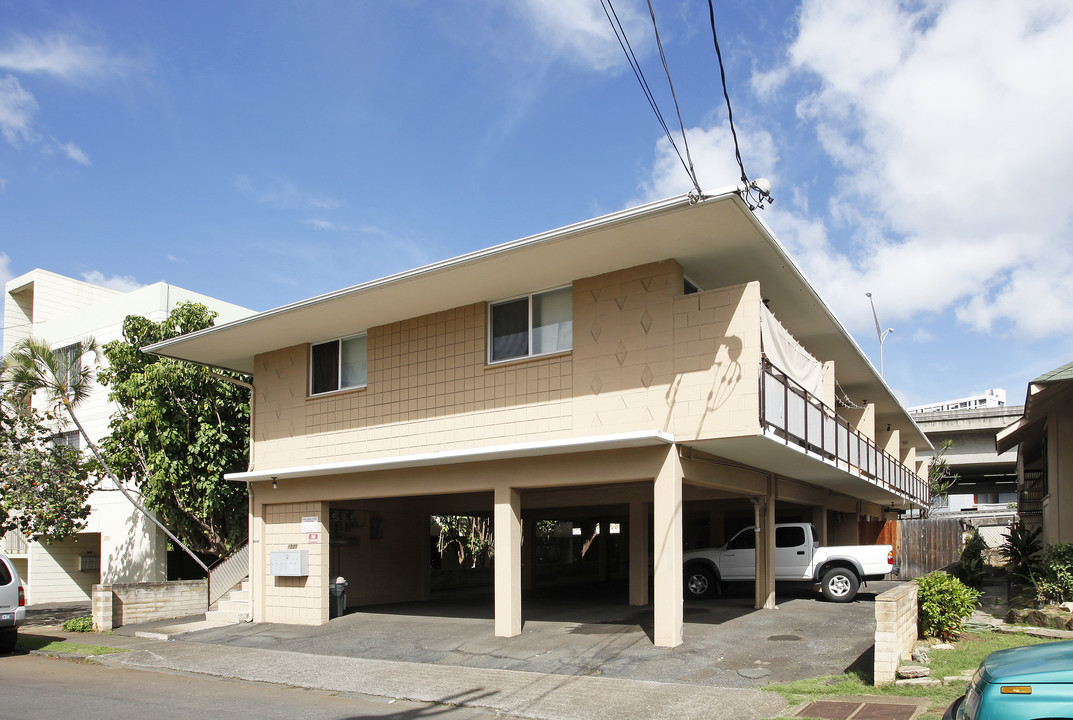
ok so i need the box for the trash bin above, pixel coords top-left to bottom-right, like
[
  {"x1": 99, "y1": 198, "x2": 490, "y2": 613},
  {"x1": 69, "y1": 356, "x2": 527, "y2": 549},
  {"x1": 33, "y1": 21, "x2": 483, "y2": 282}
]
[{"x1": 329, "y1": 577, "x2": 348, "y2": 618}]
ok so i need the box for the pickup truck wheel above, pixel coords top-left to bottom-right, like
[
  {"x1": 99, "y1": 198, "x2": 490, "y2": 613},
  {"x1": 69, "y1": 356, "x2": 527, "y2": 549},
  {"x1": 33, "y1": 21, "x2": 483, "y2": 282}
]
[
  {"x1": 684, "y1": 567, "x2": 717, "y2": 599},
  {"x1": 820, "y1": 568, "x2": 859, "y2": 602},
  {"x1": 0, "y1": 629, "x2": 16, "y2": 654}
]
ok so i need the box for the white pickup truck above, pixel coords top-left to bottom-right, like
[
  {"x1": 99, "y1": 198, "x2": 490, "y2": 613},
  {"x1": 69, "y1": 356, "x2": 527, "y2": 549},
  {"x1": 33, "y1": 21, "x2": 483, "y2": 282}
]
[{"x1": 683, "y1": 522, "x2": 894, "y2": 602}]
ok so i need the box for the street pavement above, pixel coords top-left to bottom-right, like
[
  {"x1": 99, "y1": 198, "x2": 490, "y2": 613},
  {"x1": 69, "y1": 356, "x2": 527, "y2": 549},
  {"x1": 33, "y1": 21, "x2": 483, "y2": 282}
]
[{"x1": 19, "y1": 581, "x2": 906, "y2": 720}]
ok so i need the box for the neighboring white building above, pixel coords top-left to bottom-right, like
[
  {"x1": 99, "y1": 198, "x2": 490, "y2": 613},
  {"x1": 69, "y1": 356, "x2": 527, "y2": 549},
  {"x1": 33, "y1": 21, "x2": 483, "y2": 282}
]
[
  {"x1": 909, "y1": 388, "x2": 1006, "y2": 414},
  {"x1": 1, "y1": 269, "x2": 252, "y2": 606}
]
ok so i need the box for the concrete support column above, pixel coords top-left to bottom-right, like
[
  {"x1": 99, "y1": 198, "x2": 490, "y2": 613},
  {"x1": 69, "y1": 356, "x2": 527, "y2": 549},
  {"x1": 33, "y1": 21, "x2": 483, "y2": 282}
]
[
  {"x1": 597, "y1": 523, "x2": 609, "y2": 582},
  {"x1": 812, "y1": 505, "x2": 828, "y2": 546},
  {"x1": 653, "y1": 448, "x2": 683, "y2": 647},
  {"x1": 420, "y1": 514, "x2": 432, "y2": 601},
  {"x1": 628, "y1": 500, "x2": 648, "y2": 606},
  {"x1": 821, "y1": 360, "x2": 836, "y2": 410},
  {"x1": 753, "y1": 477, "x2": 776, "y2": 610},
  {"x1": 494, "y1": 485, "x2": 522, "y2": 638},
  {"x1": 522, "y1": 519, "x2": 535, "y2": 591}
]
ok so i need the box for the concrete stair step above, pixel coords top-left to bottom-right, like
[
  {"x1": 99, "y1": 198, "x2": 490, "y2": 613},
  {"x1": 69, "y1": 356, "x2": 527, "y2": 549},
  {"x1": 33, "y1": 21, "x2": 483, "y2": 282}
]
[
  {"x1": 204, "y1": 609, "x2": 247, "y2": 624},
  {"x1": 227, "y1": 589, "x2": 250, "y2": 602},
  {"x1": 216, "y1": 599, "x2": 249, "y2": 613}
]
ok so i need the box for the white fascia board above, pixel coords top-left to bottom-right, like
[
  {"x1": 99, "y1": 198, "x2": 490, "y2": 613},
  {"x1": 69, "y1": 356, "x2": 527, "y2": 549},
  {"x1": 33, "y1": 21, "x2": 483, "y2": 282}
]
[{"x1": 225, "y1": 430, "x2": 676, "y2": 482}]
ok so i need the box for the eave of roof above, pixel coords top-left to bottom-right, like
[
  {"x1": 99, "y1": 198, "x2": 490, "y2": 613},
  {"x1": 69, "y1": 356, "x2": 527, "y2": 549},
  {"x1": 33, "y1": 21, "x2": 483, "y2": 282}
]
[{"x1": 147, "y1": 188, "x2": 929, "y2": 449}]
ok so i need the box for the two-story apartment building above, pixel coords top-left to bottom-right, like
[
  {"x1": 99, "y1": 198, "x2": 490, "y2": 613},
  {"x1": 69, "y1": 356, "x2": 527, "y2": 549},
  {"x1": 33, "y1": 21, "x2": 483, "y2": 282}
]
[
  {"x1": 149, "y1": 190, "x2": 931, "y2": 647},
  {"x1": 2, "y1": 270, "x2": 251, "y2": 605}
]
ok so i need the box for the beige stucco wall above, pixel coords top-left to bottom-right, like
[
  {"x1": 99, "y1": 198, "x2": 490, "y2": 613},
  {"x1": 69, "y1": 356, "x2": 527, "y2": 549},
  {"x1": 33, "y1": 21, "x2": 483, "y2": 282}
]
[{"x1": 252, "y1": 260, "x2": 764, "y2": 472}]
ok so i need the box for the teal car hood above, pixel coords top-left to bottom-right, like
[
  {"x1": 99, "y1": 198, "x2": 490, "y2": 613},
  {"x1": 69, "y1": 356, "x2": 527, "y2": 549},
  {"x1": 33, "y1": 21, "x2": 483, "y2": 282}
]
[{"x1": 983, "y1": 641, "x2": 1073, "y2": 684}]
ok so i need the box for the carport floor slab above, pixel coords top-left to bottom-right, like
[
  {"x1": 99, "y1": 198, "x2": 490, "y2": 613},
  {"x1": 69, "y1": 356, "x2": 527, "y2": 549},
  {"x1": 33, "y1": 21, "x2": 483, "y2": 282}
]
[
  {"x1": 792, "y1": 696, "x2": 929, "y2": 720},
  {"x1": 171, "y1": 582, "x2": 900, "y2": 690}
]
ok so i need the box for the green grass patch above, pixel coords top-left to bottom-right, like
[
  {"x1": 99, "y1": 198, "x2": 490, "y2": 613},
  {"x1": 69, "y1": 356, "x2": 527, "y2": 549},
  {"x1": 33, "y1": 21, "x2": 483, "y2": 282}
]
[
  {"x1": 765, "y1": 631, "x2": 1052, "y2": 720},
  {"x1": 16, "y1": 634, "x2": 129, "y2": 656}
]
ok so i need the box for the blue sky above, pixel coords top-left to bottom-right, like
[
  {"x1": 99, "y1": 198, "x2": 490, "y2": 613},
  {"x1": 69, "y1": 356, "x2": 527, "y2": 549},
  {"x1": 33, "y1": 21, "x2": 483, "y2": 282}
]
[{"x1": 2, "y1": 0, "x2": 1071, "y2": 408}]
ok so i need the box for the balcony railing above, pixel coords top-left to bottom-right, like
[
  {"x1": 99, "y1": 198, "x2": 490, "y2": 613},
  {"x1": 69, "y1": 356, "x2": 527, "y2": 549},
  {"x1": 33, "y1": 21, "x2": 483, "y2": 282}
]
[
  {"x1": 759, "y1": 358, "x2": 929, "y2": 507},
  {"x1": 1, "y1": 530, "x2": 29, "y2": 556}
]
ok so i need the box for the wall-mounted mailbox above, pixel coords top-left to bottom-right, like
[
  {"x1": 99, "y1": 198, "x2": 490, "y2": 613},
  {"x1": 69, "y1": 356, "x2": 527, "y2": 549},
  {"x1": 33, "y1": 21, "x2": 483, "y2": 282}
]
[{"x1": 270, "y1": 550, "x2": 309, "y2": 577}]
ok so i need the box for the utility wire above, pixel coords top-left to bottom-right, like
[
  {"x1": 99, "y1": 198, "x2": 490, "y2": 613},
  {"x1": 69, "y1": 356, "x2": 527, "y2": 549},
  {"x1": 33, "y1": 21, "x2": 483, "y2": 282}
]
[
  {"x1": 646, "y1": 0, "x2": 700, "y2": 194},
  {"x1": 707, "y1": 0, "x2": 747, "y2": 187},
  {"x1": 600, "y1": 0, "x2": 698, "y2": 195}
]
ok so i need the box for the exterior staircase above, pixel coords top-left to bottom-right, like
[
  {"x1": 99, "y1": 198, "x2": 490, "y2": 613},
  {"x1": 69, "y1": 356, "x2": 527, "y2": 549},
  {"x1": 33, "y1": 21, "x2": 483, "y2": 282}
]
[{"x1": 205, "y1": 578, "x2": 250, "y2": 624}]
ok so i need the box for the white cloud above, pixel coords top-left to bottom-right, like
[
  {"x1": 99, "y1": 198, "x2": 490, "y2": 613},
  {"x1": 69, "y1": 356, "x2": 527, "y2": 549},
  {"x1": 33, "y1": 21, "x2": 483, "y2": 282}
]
[
  {"x1": 637, "y1": 122, "x2": 778, "y2": 203},
  {"x1": 234, "y1": 175, "x2": 340, "y2": 211},
  {"x1": 0, "y1": 252, "x2": 12, "y2": 288},
  {"x1": 912, "y1": 328, "x2": 935, "y2": 343},
  {"x1": 0, "y1": 32, "x2": 136, "y2": 166},
  {"x1": 59, "y1": 141, "x2": 89, "y2": 166},
  {"x1": 80, "y1": 270, "x2": 144, "y2": 293},
  {"x1": 304, "y1": 219, "x2": 336, "y2": 231},
  {"x1": 751, "y1": 0, "x2": 1073, "y2": 340},
  {"x1": 0, "y1": 33, "x2": 137, "y2": 83},
  {"x1": 514, "y1": 0, "x2": 648, "y2": 72},
  {"x1": 0, "y1": 74, "x2": 38, "y2": 143}
]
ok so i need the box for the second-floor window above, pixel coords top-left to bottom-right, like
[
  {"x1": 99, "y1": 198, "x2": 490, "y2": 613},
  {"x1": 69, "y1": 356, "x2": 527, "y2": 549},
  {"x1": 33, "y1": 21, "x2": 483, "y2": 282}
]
[
  {"x1": 57, "y1": 343, "x2": 81, "y2": 396},
  {"x1": 52, "y1": 430, "x2": 80, "y2": 450},
  {"x1": 489, "y1": 286, "x2": 572, "y2": 363},
  {"x1": 310, "y1": 334, "x2": 367, "y2": 395}
]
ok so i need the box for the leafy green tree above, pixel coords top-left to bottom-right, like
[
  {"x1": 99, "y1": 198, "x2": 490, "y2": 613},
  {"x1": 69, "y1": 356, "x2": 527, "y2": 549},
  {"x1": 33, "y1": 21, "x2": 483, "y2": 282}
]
[
  {"x1": 925, "y1": 439, "x2": 958, "y2": 516},
  {"x1": 97, "y1": 302, "x2": 250, "y2": 557},
  {"x1": 0, "y1": 400, "x2": 94, "y2": 542},
  {"x1": 2, "y1": 336, "x2": 207, "y2": 569}
]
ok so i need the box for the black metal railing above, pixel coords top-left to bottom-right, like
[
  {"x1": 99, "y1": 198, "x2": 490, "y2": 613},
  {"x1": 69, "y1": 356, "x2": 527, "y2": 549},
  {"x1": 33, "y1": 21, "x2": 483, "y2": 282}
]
[{"x1": 759, "y1": 358, "x2": 929, "y2": 506}]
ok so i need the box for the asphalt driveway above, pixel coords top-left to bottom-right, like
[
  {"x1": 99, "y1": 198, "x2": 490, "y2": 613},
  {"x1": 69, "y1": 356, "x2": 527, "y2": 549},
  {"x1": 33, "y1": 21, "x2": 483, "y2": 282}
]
[{"x1": 174, "y1": 579, "x2": 901, "y2": 688}]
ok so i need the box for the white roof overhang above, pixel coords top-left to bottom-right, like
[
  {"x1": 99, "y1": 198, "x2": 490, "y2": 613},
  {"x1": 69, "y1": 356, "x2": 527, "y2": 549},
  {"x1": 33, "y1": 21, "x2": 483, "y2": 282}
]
[
  {"x1": 225, "y1": 430, "x2": 675, "y2": 482},
  {"x1": 148, "y1": 189, "x2": 928, "y2": 449}
]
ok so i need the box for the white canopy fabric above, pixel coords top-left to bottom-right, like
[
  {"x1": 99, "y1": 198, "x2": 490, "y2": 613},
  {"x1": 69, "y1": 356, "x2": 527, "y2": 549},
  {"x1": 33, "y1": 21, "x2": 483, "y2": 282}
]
[{"x1": 760, "y1": 304, "x2": 825, "y2": 400}]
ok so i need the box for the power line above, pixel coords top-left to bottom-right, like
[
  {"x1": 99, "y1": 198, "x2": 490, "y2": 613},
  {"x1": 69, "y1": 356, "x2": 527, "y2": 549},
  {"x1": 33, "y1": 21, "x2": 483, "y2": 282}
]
[
  {"x1": 645, "y1": 0, "x2": 699, "y2": 194},
  {"x1": 600, "y1": 0, "x2": 699, "y2": 196},
  {"x1": 706, "y1": 0, "x2": 772, "y2": 210}
]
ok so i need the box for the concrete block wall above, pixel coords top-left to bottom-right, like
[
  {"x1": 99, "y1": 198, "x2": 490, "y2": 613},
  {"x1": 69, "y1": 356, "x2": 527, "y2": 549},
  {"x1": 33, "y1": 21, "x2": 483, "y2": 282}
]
[
  {"x1": 873, "y1": 581, "x2": 919, "y2": 685},
  {"x1": 91, "y1": 580, "x2": 207, "y2": 631},
  {"x1": 252, "y1": 260, "x2": 772, "y2": 472},
  {"x1": 263, "y1": 501, "x2": 328, "y2": 625}
]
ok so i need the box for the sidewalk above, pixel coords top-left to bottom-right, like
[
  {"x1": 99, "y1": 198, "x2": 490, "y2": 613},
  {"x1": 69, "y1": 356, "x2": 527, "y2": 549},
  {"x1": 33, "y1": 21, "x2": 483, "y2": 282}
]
[{"x1": 24, "y1": 627, "x2": 787, "y2": 720}]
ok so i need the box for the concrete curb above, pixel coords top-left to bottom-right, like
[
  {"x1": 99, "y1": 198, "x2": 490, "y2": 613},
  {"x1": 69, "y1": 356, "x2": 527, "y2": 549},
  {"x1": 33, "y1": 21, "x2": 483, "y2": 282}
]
[{"x1": 97, "y1": 641, "x2": 787, "y2": 720}]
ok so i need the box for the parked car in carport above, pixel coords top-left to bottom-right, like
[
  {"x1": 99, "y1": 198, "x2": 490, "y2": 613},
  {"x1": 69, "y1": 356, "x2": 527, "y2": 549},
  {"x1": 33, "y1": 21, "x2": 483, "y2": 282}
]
[
  {"x1": 944, "y1": 640, "x2": 1073, "y2": 720},
  {"x1": 683, "y1": 522, "x2": 894, "y2": 602},
  {"x1": 0, "y1": 551, "x2": 26, "y2": 653}
]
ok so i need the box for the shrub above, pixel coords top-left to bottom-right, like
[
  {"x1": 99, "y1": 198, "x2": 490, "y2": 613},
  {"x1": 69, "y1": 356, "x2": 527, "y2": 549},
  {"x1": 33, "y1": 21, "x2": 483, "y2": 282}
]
[
  {"x1": 959, "y1": 528, "x2": 987, "y2": 588},
  {"x1": 1033, "y1": 543, "x2": 1073, "y2": 605},
  {"x1": 1001, "y1": 520, "x2": 1042, "y2": 582},
  {"x1": 917, "y1": 571, "x2": 982, "y2": 641},
  {"x1": 62, "y1": 616, "x2": 94, "y2": 633}
]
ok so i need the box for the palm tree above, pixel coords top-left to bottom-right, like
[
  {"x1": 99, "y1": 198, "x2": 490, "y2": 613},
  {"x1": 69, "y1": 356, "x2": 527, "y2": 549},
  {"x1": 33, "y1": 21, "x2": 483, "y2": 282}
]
[{"x1": 2, "y1": 336, "x2": 208, "y2": 573}]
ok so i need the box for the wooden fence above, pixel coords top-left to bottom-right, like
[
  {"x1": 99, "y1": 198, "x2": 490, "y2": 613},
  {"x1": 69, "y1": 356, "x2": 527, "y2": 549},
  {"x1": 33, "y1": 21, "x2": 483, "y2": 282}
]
[{"x1": 860, "y1": 517, "x2": 963, "y2": 579}]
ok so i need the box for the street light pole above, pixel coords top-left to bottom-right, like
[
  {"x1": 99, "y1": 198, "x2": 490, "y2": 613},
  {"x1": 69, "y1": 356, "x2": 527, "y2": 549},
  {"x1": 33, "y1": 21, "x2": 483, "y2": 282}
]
[{"x1": 865, "y1": 292, "x2": 894, "y2": 378}]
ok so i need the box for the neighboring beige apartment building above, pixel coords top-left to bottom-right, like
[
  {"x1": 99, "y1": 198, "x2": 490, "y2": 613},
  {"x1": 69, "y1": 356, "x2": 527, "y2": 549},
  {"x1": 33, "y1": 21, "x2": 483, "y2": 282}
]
[
  {"x1": 150, "y1": 190, "x2": 932, "y2": 647},
  {"x1": 997, "y1": 360, "x2": 1073, "y2": 544},
  {"x1": 1, "y1": 270, "x2": 252, "y2": 605}
]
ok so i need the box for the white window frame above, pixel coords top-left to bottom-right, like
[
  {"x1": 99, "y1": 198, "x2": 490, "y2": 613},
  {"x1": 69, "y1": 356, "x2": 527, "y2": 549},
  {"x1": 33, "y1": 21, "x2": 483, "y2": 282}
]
[
  {"x1": 309, "y1": 333, "x2": 368, "y2": 396},
  {"x1": 487, "y1": 285, "x2": 572, "y2": 365}
]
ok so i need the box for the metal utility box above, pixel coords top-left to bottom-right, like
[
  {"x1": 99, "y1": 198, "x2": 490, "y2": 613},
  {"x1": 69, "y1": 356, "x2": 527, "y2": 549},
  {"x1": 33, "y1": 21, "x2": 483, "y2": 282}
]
[{"x1": 270, "y1": 550, "x2": 309, "y2": 577}]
